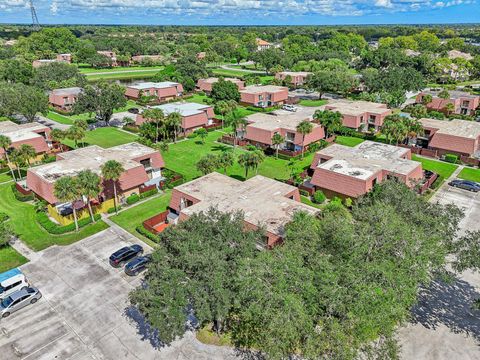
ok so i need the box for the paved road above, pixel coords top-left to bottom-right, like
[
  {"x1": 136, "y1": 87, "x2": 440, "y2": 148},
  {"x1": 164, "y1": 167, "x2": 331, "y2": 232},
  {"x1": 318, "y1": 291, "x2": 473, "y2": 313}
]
[
  {"x1": 35, "y1": 115, "x2": 71, "y2": 131},
  {"x1": 398, "y1": 169, "x2": 480, "y2": 360},
  {"x1": 0, "y1": 227, "x2": 235, "y2": 360}
]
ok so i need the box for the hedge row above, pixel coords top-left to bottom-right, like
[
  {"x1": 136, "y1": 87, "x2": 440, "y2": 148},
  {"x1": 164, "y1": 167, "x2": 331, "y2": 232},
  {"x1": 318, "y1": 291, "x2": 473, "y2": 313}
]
[
  {"x1": 11, "y1": 185, "x2": 34, "y2": 202},
  {"x1": 36, "y1": 211, "x2": 101, "y2": 234},
  {"x1": 136, "y1": 225, "x2": 160, "y2": 242}
]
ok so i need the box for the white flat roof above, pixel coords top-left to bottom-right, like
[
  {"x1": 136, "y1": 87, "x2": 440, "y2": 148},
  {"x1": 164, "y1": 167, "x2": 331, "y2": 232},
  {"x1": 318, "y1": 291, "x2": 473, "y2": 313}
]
[
  {"x1": 316, "y1": 141, "x2": 419, "y2": 179},
  {"x1": 128, "y1": 81, "x2": 179, "y2": 90},
  {"x1": 150, "y1": 102, "x2": 210, "y2": 117},
  {"x1": 175, "y1": 172, "x2": 318, "y2": 236},
  {"x1": 246, "y1": 106, "x2": 323, "y2": 131},
  {"x1": 0, "y1": 121, "x2": 47, "y2": 142},
  {"x1": 420, "y1": 118, "x2": 480, "y2": 139},
  {"x1": 324, "y1": 100, "x2": 389, "y2": 116},
  {"x1": 240, "y1": 85, "x2": 287, "y2": 94},
  {"x1": 51, "y1": 87, "x2": 82, "y2": 96},
  {"x1": 201, "y1": 77, "x2": 243, "y2": 84}
]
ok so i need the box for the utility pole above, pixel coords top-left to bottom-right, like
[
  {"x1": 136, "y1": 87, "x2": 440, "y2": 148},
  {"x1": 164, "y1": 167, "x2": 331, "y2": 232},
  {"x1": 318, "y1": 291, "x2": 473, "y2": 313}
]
[{"x1": 29, "y1": 0, "x2": 41, "y2": 31}]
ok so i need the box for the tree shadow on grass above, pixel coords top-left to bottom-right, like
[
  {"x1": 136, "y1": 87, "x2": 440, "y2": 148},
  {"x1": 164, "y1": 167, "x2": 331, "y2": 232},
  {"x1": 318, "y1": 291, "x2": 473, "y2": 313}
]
[
  {"x1": 411, "y1": 277, "x2": 480, "y2": 341},
  {"x1": 211, "y1": 144, "x2": 232, "y2": 152}
]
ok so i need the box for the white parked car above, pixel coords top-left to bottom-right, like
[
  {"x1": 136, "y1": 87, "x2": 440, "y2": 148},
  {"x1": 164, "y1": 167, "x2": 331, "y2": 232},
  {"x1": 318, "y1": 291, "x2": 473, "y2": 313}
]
[
  {"x1": 0, "y1": 268, "x2": 29, "y2": 300},
  {"x1": 282, "y1": 104, "x2": 298, "y2": 112}
]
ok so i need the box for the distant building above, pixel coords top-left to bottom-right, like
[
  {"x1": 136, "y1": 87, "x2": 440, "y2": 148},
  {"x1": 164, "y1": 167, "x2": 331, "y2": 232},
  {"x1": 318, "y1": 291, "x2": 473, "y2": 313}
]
[
  {"x1": 416, "y1": 90, "x2": 480, "y2": 116},
  {"x1": 0, "y1": 121, "x2": 52, "y2": 160},
  {"x1": 419, "y1": 118, "x2": 480, "y2": 158},
  {"x1": 323, "y1": 100, "x2": 392, "y2": 132},
  {"x1": 240, "y1": 107, "x2": 325, "y2": 153},
  {"x1": 136, "y1": 102, "x2": 214, "y2": 135},
  {"x1": 447, "y1": 50, "x2": 474, "y2": 61},
  {"x1": 196, "y1": 77, "x2": 245, "y2": 94},
  {"x1": 256, "y1": 38, "x2": 272, "y2": 51},
  {"x1": 97, "y1": 51, "x2": 118, "y2": 66},
  {"x1": 125, "y1": 82, "x2": 184, "y2": 102},
  {"x1": 27, "y1": 143, "x2": 165, "y2": 223},
  {"x1": 56, "y1": 54, "x2": 72, "y2": 63},
  {"x1": 310, "y1": 141, "x2": 423, "y2": 198},
  {"x1": 275, "y1": 71, "x2": 313, "y2": 87},
  {"x1": 131, "y1": 55, "x2": 163, "y2": 63},
  {"x1": 49, "y1": 87, "x2": 82, "y2": 111},
  {"x1": 196, "y1": 52, "x2": 206, "y2": 60},
  {"x1": 32, "y1": 59, "x2": 56, "y2": 68},
  {"x1": 240, "y1": 85, "x2": 289, "y2": 108},
  {"x1": 168, "y1": 172, "x2": 319, "y2": 247}
]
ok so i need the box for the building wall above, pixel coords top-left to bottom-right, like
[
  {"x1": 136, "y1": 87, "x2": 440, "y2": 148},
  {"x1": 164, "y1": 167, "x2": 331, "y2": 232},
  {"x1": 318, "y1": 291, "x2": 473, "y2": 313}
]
[
  {"x1": 125, "y1": 84, "x2": 184, "y2": 101},
  {"x1": 245, "y1": 126, "x2": 274, "y2": 146},
  {"x1": 182, "y1": 112, "x2": 210, "y2": 131},
  {"x1": 169, "y1": 189, "x2": 201, "y2": 212},
  {"x1": 311, "y1": 168, "x2": 377, "y2": 198},
  {"x1": 429, "y1": 133, "x2": 479, "y2": 156},
  {"x1": 240, "y1": 89, "x2": 288, "y2": 107},
  {"x1": 49, "y1": 92, "x2": 78, "y2": 109},
  {"x1": 416, "y1": 93, "x2": 480, "y2": 115},
  {"x1": 26, "y1": 170, "x2": 57, "y2": 204}
]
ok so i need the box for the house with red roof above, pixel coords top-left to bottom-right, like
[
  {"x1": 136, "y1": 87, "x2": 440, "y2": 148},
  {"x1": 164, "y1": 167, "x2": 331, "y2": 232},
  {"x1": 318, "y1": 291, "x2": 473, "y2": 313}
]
[
  {"x1": 49, "y1": 87, "x2": 82, "y2": 111},
  {"x1": 125, "y1": 82, "x2": 184, "y2": 102},
  {"x1": 196, "y1": 77, "x2": 245, "y2": 94},
  {"x1": 0, "y1": 121, "x2": 52, "y2": 161},
  {"x1": 240, "y1": 85, "x2": 289, "y2": 108},
  {"x1": 416, "y1": 90, "x2": 479, "y2": 116}
]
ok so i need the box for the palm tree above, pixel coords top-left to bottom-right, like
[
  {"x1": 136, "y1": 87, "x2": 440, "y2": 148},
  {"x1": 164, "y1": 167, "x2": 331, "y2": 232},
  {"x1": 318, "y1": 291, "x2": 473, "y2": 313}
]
[
  {"x1": 167, "y1": 112, "x2": 182, "y2": 143},
  {"x1": 10, "y1": 149, "x2": 24, "y2": 180},
  {"x1": 421, "y1": 94, "x2": 433, "y2": 106},
  {"x1": 228, "y1": 116, "x2": 247, "y2": 148},
  {"x1": 237, "y1": 151, "x2": 264, "y2": 179},
  {"x1": 50, "y1": 129, "x2": 66, "y2": 152},
  {"x1": 0, "y1": 135, "x2": 16, "y2": 181},
  {"x1": 19, "y1": 144, "x2": 36, "y2": 166},
  {"x1": 217, "y1": 151, "x2": 234, "y2": 174},
  {"x1": 214, "y1": 100, "x2": 229, "y2": 128},
  {"x1": 438, "y1": 89, "x2": 450, "y2": 100},
  {"x1": 143, "y1": 108, "x2": 165, "y2": 143},
  {"x1": 271, "y1": 132, "x2": 285, "y2": 159},
  {"x1": 77, "y1": 170, "x2": 101, "y2": 222},
  {"x1": 101, "y1": 160, "x2": 124, "y2": 215},
  {"x1": 313, "y1": 110, "x2": 342, "y2": 138},
  {"x1": 67, "y1": 125, "x2": 85, "y2": 148},
  {"x1": 238, "y1": 152, "x2": 252, "y2": 179},
  {"x1": 444, "y1": 103, "x2": 455, "y2": 116},
  {"x1": 296, "y1": 120, "x2": 314, "y2": 158},
  {"x1": 54, "y1": 176, "x2": 80, "y2": 231}
]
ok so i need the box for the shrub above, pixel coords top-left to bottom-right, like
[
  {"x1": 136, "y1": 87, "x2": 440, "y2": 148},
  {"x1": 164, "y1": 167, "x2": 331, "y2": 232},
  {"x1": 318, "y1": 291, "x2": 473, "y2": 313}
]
[
  {"x1": 136, "y1": 225, "x2": 160, "y2": 242},
  {"x1": 344, "y1": 197, "x2": 353, "y2": 208},
  {"x1": 246, "y1": 144, "x2": 258, "y2": 151},
  {"x1": 126, "y1": 193, "x2": 140, "y2": 205},
  {"x1": 444, "y1": 154, "x2": 458, "y2": 164},
  {"x1": 187, "y1": 132, "x2": 198, "y2": 139},
  {"x1": 11, "y1": 185, "x2": 34, "y2": 202},
  {"x1": 123, "y1": 125, "x2": 140, "y2": 133},
  {"x1": 299, "y1": 189, "x2": 310, "y2": 197},
  {"x1": 36, "y1": 212, "x2": 101, "y2": 234},
  {"x1": 41, "y1": 154, "x2": 56, "y2": 164},
  {"x1": 107, "y1": 206, "x2": 122, "y2": 214},
  {"x1": 140, "y1": 188, "x2": 158, "y2": 199},
  {"x1": 0, "y1": 212, "x2": 9, "y2": 222},
  {"x1": 197, "y1": 91, "x2": 206, "y2": 96},
  {"x1": 312, "y1": 190, "x2": 326, "y2": 204}
]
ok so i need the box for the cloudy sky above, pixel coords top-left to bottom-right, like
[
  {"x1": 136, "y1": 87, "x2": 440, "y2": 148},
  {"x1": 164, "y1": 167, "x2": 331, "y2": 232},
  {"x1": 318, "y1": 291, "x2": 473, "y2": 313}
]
[{"x1": 0, "y1": 0, "x2": 478, "y2": 25}]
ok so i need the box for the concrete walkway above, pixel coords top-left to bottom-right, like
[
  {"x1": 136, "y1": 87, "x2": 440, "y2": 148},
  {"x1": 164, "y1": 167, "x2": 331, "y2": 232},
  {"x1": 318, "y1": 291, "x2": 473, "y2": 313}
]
[{"x1": 35, "y1": 114, "x2": 71, "y2": 130}]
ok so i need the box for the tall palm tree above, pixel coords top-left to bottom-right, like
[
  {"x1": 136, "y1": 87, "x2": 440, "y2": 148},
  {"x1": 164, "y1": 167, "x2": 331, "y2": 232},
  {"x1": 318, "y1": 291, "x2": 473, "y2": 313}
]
[
  {"x1": 421, "y1": 94, "x2": 433, "y2": 106},
  {"x1": 77, "y1": 170, "x2": 101, "y2": 222},
  {"x1": 296, "y1": 120, "x2": 313, "y2": 158},
  {"x1": 54, "y1": 176, "x2": 80, "y2": 231},
  {"x1": 228, "y1": 116, "x2": 247, "y2": 148},
  {"x1": 19, "y1": 144, "x2": 36, "y2": 166},
  {"x1": 10, "y1": 148, "x2": 24, "y2": 180},
  {"x1": 444, "y1": 103, "x2": 455, "y2": 116},
  {"x1": 101, "y1": 160, "x2": 125, "y2": 215},
  {"x1": 67, "y1": 125, "x2": 85, "y2": 148},
  {"x1": 271, "y1": 132, "x2": 285, "y2": 159},
  {"x1": 143, "y1": 108, "x2": 165, "y2": 143},
  {"x1": 0, "y1": 135, "x2": 16, "y2": 181},
  {"x1": 50, "y1": 129, "x2": 66, "y2": 152},
  {"x1": 167, "y1": 112, "x2": 182, "y2": 143}
]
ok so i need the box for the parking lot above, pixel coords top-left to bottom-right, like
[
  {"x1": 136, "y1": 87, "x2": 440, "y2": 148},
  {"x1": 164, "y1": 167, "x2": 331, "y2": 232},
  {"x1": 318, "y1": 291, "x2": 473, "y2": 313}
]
[
  {"x1": 399, "y1": 181, "x2": 480, "y2": 360},
  {"x1": 0, "y1": 227, "x2": 233, "y2": 360}
]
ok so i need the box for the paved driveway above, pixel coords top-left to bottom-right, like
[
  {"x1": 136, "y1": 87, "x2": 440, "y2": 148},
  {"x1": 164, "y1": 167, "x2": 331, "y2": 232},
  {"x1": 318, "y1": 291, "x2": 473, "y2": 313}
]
[
  {"x1": 398, "y1": 182, "x2": 480, "y2": 360},
  {"x1": 0, "y1": 228, "x2": 234, "y2": 360}
]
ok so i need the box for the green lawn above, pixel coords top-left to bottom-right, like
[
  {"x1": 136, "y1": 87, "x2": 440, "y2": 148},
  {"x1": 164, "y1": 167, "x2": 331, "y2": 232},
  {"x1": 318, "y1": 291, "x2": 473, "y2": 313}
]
[
  {"x1": 412, "y1": 155, "x2": 458, "y2": 183},
  {"x1": 0, "y1": 246, "x2": 28, "y2": 273},
  {"x1": 299, "y1": 99, "x2": 328, "y2": 107},
  {"x1": 0, "y1": 171, "x2": 13, "y2": 183},
  {"x1": 62, "y1": 127, "x2": 138, "y2": 149},
  {"x1": 211, "y1": 68, "x2": 251, "y2": 78},
  {"x1": 335, "y1": 136, "x2": 365, "y2": 147},
  {"x1": 188, "y1": 93, "x2": 211, "y2": 105},
  {"x1": 46, "y1": 111, "x2": 74, "y2": 125},
  {"x1": 300, "y1": 195, "x2": 322, "y2": 209},
  {"x1": 80, "y1": 65, "x2": 164, "y2": 74},
  {"x1": 87, "y1": 71, "x2": 161, "y2": 82},
  {"x1": 458, "y1": 167, "x2": 480, "y2": 183},
  {"x1": 0, "y1": 183, "x2": 109, "y2": 251},
  {"x1": 110, "y1": 191, "x2": 172, "y2": 246},
  {"x1": 162, "y1": 130, "x2": 313, "y2": 182}
]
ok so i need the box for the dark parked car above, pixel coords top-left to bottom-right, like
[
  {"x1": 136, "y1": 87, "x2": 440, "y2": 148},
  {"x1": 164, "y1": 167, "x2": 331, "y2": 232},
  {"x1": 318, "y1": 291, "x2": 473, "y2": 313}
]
[
  {"x1": 127, "y1": 108, "x2": 139, "y2": 114},
  {"x1": 109, "y1": 245, "x2": 143, "y2": 268},
  {"x1": 124, "y1": 254, "x2": 152, "y2": 276},
  {"x1": 449, "y1": 179, "x2": 480, "y2": 192}
]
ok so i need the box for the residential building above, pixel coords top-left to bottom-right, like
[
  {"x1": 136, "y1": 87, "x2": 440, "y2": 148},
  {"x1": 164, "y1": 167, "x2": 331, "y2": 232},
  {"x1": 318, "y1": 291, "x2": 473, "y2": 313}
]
[
  {"x1": 275, "y1": 71, "x2": 312, "y2": 87},
  {"x1": 125, "y1": 81, "x2": 184, "y2": 102},
  {"x1": 135, "y1": 102, "x2": 215, "y2": 134},
  {"x1": 310, "y1": 141, "x2": 423, "y2": 198},
  {"x1": 240, "y1": 107, "x2": 325, "y2": 153},
  {"x1": 256, "y1": 38, "x2": 272, "y2": 51},
  {"x1": 447, "y1": 50, "x2": 474, "y2": 61},
  {"x1": 418, "y1": 118, "x2": 480, "y2": 158},
  {"x1": 0, "y1": 121, "x2": 52, "y2": 160},
  {"x1": 323, "y1": 100, "x2": 392, "y2": 132},
  {"x1": 26, "y1": 143, "x2": 165, "y2": 223},
  {"x1": 196, "y1": 52, "x2": 206, "y2": 60},
  {"x1": 49, "y1": 87, "x2": 82, "y2": 111},
  {"x1": 196, "y1": 77, "x2": 245, "y2": 94},
  {"x1": 240, "y1": 85, "x2": 289, "y2": 108},
  {"x1": 416, "y1": 90, "x2": 480, "y2": 116},
  {"x1": 131, "y1": 55, "x2": 163, "y2": 63},
  {"x1": 56, "y1": 54, "x2": 72, "y2": 63},
  {"x1": 168, "y1": 172, "x2": 318, "y2": 247},
  {"x1": 32, "y1": 59, "x2": 56, "y2": 68}
]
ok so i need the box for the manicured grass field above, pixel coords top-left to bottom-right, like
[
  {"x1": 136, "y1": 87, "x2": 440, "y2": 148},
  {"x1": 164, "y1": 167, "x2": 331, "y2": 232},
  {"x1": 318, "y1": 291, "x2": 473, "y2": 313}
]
[
  {"x1": 0, "y1": 246, "x2": 28, "y2": 273},
  {"x1": 211, "y1": 68, "x2": 253, "y2": 77},
  {"x1": 86, "y1": 71, "x2": 161, "y2": 81},
  {"x1": 62, "y1": 127, "x2": 138, "y2": 149},
  {"x1": 46, "y1": 111, "x2": 74, "y2": 125},
  {"x1": 80, "y1": 65, "x2": 164, "y2": 74},
  {"x1": 458, "y1": 167, "x2": 480, "y2": 183},
  {"x1": 412, "y1": 155, "x2": 458, "y2": 181},
  {"x1": 335, "y1": 136, "x2": 365, "y2": 147},
  {"x1": 0, "y1": 183, "x2": 109, "y2": 251},
  {"x1": 110, "y1": 191, "x2": 172, "y2": 246},
  {"x1": 162, "y1": 130, "x2": 314, "y2": 182},
  {"x1": 188, "y1": 93, "x2": 211, "y2": 105},
  {"x1": 0, "y1": 171, "x2": 13, "y2": 183},
  {"x1": 299, "y1": 99, "x2": 328, "y2": 107}
]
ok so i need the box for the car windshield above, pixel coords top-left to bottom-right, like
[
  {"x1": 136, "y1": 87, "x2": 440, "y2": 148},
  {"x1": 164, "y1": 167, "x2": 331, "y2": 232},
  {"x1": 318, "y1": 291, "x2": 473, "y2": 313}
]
[{"x1": 1, "y1": 296, "x2": 13, "y2": 308}]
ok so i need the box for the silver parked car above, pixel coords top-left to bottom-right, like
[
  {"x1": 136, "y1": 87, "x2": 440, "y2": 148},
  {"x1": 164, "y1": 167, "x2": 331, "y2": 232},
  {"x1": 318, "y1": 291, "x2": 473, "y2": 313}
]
[{"x1": 0, "y1": 287, "x2": 42, "y2": 318}]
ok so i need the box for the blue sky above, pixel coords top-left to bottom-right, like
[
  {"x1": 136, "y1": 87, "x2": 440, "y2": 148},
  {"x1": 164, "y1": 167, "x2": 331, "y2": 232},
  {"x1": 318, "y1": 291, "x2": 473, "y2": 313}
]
[{"x1": 0, "y1": 0, "x2": 478, "y2": 25}]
